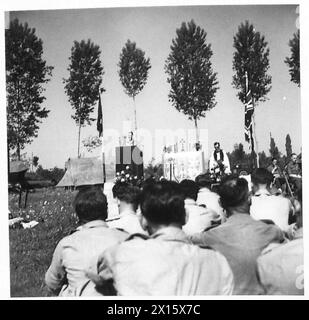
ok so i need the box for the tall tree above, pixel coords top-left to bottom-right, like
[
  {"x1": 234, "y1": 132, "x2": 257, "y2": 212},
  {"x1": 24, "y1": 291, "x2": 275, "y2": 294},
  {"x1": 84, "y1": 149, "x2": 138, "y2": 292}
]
[
  {"x1": 165, "y1": 20, "x2": 219, "y2": 146},
  {"x1": 6, "y1": 19, "x2": 53, "y2": 160},
  {"x1": 232, "y1": 21, "x2": 272, "y2": 167},
  {"x1": 63, "y1": 39, "x2": 104, "y2": 157},
  {"x1": 269, "y1": 134, "x2": 280, "y2": 159},
  {"x1": 285, "y1": 30, "x2": 300, "y2": 86},
  {"x1": 285, "y1": 134, "x2": 293, "y2": 158},
  {"x1": 118, "y1": 40, "x2": 151, "y2": 140},
  {"x1": 232, "y1": 21, "x2": 272, "y2": 104}
]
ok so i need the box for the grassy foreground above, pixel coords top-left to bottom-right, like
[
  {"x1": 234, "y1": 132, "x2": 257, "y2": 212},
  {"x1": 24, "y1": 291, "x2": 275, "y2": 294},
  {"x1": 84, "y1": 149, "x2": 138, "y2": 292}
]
[{"x1": 9, "y1": 188, "x2": 78, "y2": 297}]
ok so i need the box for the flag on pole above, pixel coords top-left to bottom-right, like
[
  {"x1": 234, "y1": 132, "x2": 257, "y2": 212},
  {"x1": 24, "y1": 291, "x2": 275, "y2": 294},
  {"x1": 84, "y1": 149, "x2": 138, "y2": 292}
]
[
  {"x1": 97, "y1": 94, "x2": 103, "y2": 137},
  {"x1": 244, "y1": 73, "x2": 254, "y2": 152}
]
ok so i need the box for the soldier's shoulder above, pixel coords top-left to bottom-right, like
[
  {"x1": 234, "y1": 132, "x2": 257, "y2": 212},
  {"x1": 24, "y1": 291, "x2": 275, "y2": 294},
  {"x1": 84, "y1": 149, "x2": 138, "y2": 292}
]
[
  {"x1": 106, "y1": 216, "x2": 121, "y2": 223},
  {"x1": 125, "y1": 233, "x2": 150, "y2": 241}
]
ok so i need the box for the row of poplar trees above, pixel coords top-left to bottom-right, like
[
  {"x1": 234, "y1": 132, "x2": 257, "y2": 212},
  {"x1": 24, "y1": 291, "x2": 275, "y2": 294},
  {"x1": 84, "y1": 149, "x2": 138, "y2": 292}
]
[{"x1": 6, "y1": 19, "x2": 300, "y2": 159}]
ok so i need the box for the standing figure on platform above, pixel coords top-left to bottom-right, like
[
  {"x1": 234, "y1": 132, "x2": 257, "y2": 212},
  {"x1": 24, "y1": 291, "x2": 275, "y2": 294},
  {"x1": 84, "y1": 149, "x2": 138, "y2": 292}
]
[
  {"x1": 126, "y1": 131, "x2": 134, "y2": 146},
  {"x1": 209, "y1": 142, "x2": 231, "y2": 178}
]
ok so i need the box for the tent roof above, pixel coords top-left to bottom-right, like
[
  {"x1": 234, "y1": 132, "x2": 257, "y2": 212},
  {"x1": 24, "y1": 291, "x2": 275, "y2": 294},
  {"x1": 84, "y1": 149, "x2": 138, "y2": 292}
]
[
  {"x1": 57, "y1": 157, "x2": 104, "y2": 187},
  {"x1": 9, "y1": 161, "x2": 29, "y2": 173}
]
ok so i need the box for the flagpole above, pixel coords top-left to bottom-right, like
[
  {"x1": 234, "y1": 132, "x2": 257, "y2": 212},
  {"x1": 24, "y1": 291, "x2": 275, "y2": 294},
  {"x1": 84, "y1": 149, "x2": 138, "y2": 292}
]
[
  {"x1": 245, "y1": 71, "x2": 259, "y2": 169},
  {"x1": 99, "y1": 88, "x2": 106, "y2": 186},
  {"x1": 252, "y1": 97, "x2": 259, "y2": 168}
]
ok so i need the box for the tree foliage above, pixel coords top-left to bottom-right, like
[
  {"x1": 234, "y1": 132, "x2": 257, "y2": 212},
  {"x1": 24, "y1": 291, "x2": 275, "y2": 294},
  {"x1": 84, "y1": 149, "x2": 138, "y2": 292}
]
[
  {"x1": 269, "y1": 135, "x2": 280, "y2": 159},
  {"x1": 63, "y1": 39, "x2": 104, "y2": 156},
  {"x1": 234, "y1": 143, "x2": 245, "y2": 161},
  {"x1": 118, "y1": 40, "x2": 151, "y2": 99},
  {"x1": 165, "y1": 20, "x2": 218, "y2": 142},
  {"x1": 35, "y1": 165, "x2": 65, "y2": 184},
  {"x1": 228, "y1": 143, "x2": 246, "y2": 165},
  {"x1": 82, "y1": 135, "x2": 102, "y2": 152},
  {"x1": 285, "y1": 30, "x2": 300, "y2": 86},
  {"x1": 285, "y1": 134, "x2": 293, "y2": 158},
  {"x1": 32, "y1": 155, "x2": 39, "y2": 167},
  {"x1": 227, "y1": 143, "x2": 254, "y2": 173},
  {"x1": 232, "y1": 21, "x2": 272, "y2": 104},
  {"x1": 6, "y1": 19, "x2": 53, "y2": 159}
]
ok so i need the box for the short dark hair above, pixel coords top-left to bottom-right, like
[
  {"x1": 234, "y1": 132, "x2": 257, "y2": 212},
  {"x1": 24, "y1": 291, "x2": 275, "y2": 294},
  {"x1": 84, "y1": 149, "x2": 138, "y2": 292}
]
[
  {"x1": 272, "y1": 157, "x2": 277, "y2": 162},
  {"x1": 141, "y1": 177, "x2": 156, "y2": 190},
  {"x1": 140, "y1": 181, "x2": 186, "y2": 225},
  {"x1": 214, "y1": 142, "x2": 220, "y2": 147},
  {"x1": 251, "y1": 168, "x2": 274, "y2": 186},
  {"x1": 112, "y1": 181, "x2": 129, "y2": 198},
  {"x1": 115, "y1": 184, "x2": 141, "y2": 211},
  {"x1": 291, "y1": 153, "x2": 297, "y2": 157},
  {"x1": 195, "y1": 173, "x2": 212, "y2": 189},
  {"x1": 180, "y1": 179, "x2": 199, "y2": 201},
  {"x1": 73, "y1": 187, "x2": 108, "y2": 222},
  {"x1": 218, "y1": 176, "x2": 249, "y2": 210}
]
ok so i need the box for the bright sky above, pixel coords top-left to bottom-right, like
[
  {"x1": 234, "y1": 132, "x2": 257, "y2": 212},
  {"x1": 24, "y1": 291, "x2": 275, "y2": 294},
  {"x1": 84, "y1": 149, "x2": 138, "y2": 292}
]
[{"x1": 6, "y1": 2, "x2": 301, "y2": 168}]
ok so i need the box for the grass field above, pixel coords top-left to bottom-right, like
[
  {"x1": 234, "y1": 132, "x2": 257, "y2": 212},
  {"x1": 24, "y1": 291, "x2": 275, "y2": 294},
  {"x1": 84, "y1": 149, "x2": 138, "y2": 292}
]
[{"x1": 9, "y1": 187, "x2": 78, "y2": 297}]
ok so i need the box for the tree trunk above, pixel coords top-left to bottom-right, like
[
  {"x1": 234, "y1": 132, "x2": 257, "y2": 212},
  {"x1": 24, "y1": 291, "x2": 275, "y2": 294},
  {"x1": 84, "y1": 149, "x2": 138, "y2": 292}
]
[
  {"x1": 77, "y1": 117, "x2": 81, "y2": 158},
  {"x1": 252, "y1": 99, "x2": 259, "y2": 168},
  {"x1": 133, "y1": 96, "x2": 137, "y2": 145},
  {"x1": 194, "y1": 117, "x2": 199, "y2": 145},
  {"x1": 17, "y1": 143, "x2": 20, "y2": 160},
  {"x1": 7, "y1": 143, "x2": 10, "y2": 174},
  {"x1": 16, "y1": 90, "x2": 21, "y2": 161},
  {"x1": 77, "y1": 100, "x2": 82, "y2": 158}
]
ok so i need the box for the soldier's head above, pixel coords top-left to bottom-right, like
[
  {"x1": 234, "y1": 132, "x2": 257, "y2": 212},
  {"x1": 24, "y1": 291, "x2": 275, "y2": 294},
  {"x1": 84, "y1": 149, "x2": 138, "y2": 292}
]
[
  {"x1": 113, "y1": 183, "x2": 141, "y2": 213},
  {"x1": 73, "y1": 186, "x2": 108, "y2": 223},
  {"x1": 179, "y1": 179, "x2": 199, "y2": 201},
  {"x1": 291, "y1": 153, "x2": 297, "y2": 163},
  {"x1": 272, "y1": 157, "x2": 278, "y2": 165},
  {"x1": 251, "y1": 168, "x2": 274, "y2": 192},
  {"x1": 138, "y1": 181, "x2": 186, "y2": 234},
  {"x1": 195, "y1": 173, "x2": 213, "y2": 190},
  {"x1": 218, "y1": 175, "x2": 251, "y2": 217}
]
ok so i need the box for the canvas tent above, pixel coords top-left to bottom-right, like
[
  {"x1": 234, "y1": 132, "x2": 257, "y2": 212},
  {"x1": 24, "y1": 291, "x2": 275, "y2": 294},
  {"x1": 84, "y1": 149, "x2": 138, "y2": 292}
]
[
  {"x1": 57, "y1": 157, "x2": 105, "y2": 187},
  {"x1": 9, "y1": 160, "x2": 29, "y2": 174}
]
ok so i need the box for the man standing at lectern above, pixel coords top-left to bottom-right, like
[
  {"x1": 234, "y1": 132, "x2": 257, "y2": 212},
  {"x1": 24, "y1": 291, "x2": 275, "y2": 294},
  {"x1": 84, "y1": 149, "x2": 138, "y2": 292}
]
[{"x1": 209, "y1": 142, "x2": 231, "y2": 175}]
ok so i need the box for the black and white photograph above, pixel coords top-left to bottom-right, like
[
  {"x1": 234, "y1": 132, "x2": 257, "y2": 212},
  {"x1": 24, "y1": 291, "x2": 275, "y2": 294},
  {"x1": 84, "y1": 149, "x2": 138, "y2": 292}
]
[{"x1": 1, "y1": 0, "x2": 308, "y2": 300}]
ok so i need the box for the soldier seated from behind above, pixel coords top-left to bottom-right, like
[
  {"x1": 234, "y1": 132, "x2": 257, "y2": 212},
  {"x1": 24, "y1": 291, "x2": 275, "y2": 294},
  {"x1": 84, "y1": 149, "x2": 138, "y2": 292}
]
[
  {"x1": 107, "y1": 181, "x2": 146, "y2": 235},
  {"x1": 180, "y1": 179, "x2": 221, "y2": 235},
  {"x1": 191, "y1": 175, "x2": 284, "y2": 295},
  {"x1": 83, "y1": 181, "x2": 234, "y2": 296},
  {"x1": 45, "y1": 187, "x2": 128, "y2": 296},
  {"x1": 250, "y1": 168, "x2": 293, "y2": 232}
]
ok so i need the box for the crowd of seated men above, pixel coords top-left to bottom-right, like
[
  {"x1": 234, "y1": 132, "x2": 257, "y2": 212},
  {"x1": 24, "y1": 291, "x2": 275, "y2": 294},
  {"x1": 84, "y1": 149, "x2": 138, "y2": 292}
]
[{"x1": 45, "y1": 167, "x2": 303, "y2": 296}]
